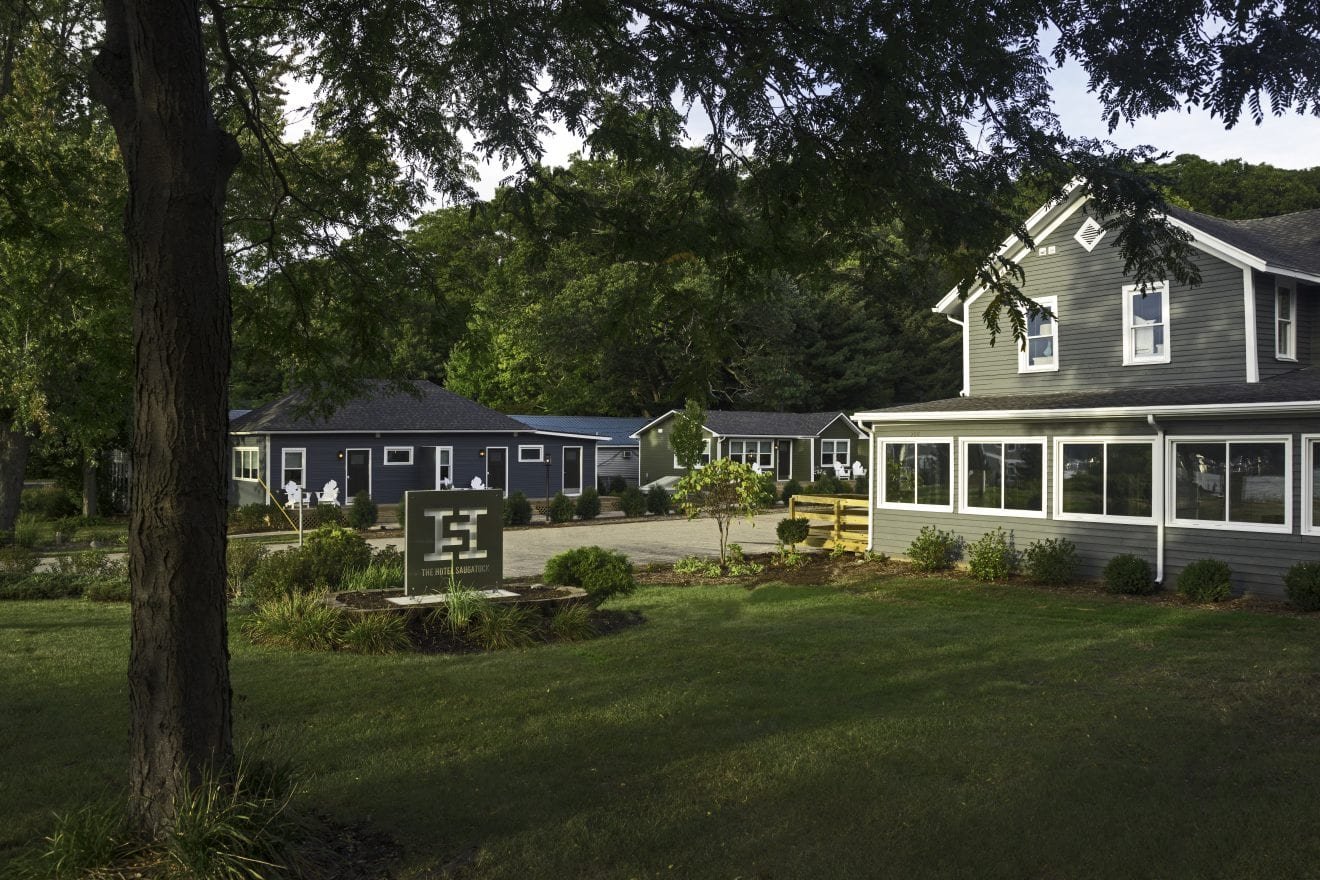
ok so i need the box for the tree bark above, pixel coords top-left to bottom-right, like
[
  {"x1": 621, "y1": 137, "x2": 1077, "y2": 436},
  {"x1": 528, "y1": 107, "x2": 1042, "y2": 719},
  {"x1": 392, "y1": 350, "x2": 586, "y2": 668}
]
[
  {"x1": 82, "y1": 458, "x2": 99, "y2": 518},
  {"x1": 0, "y1": 416, "x2": 31, "y2": 533},
  {"x1": 92, "y1": 0, "x2": 240, "y2": 834}
]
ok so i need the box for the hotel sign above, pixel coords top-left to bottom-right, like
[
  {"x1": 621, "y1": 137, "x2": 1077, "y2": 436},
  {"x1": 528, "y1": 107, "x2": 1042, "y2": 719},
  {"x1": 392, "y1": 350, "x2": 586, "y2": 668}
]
[{"x1": 403, "y1": 489, "x2": 503, "y2": 594}]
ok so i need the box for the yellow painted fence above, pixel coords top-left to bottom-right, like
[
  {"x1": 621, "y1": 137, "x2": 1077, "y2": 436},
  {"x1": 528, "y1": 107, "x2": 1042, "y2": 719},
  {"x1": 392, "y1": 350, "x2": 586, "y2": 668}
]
[{"x1": 786, "y1": 493, "x2": 869, "y2": 553}]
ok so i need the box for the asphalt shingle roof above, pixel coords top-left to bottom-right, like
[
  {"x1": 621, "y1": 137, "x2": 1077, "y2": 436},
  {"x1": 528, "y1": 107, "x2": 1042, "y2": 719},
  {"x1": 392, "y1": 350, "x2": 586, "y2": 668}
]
[
  {"x1": 512, "y1": 415, "x2": 648, "y2": 445},
  {"x1": 702, "y1": 410, "x2": 859, "y2": 436},
  {"x1": 862, "y1": 369, "x2": 1320, "y2": 417},
  {"x1": 231, "y1": 380, "x2": 531, "y2": 433},
  {"x1": 1169, "y1": 206, "x2": 1320, "y2": 277}
]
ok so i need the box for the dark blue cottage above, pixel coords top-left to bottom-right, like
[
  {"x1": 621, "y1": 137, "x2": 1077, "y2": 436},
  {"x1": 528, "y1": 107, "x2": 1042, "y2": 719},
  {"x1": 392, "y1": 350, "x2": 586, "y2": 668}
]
[{"x1": 229, "y1": 381, "x2": 600, "y2": 506}]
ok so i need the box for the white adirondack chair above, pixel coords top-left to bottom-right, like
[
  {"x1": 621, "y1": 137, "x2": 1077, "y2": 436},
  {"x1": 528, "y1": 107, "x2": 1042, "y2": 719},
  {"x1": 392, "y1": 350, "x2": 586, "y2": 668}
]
[
  {"x1": 831, "y1": 460, "x2": 850, "y2": 480},
  {"x1": 750, "y1": 462, "x2": 763, "y2": 475},
  {"x1": 318, "y1": 480, "x2": 340, "y2": 506},
  {"x1": 470, "y1": 475, "x2": 485, "y2": 490},
  {"x1": 283, "y1": 481, "x2": 304, "y2": 508},
  {"x1": 851, "y1": 460, "x2": 867, "y2": 478}
]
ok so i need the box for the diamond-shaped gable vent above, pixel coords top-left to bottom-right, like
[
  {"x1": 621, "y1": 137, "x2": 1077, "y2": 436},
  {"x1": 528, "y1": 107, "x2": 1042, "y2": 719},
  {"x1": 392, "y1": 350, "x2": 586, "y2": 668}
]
[{"x1": 1075, "y1": 216, "x2": 1106, "y2": 252}]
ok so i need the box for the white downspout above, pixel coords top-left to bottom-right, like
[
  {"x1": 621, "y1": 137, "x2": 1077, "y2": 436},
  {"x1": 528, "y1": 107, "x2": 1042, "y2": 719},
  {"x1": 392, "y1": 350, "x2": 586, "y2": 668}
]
[
  {"x1": 948, "y1": 309, "x2": 970, "y2": 397},
  {"x1": 866, "y1": 425, "x2": 876, "y2": 552},
  {"x1": 1148, "y1": 414, "x2": 1165, "y2": 585}
]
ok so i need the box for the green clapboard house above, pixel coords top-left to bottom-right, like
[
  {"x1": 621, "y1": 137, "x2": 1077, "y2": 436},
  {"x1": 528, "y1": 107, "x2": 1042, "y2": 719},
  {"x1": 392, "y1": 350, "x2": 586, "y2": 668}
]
[{"x1": 854, "y1": 185, "x2": 1320, "y2": 599}]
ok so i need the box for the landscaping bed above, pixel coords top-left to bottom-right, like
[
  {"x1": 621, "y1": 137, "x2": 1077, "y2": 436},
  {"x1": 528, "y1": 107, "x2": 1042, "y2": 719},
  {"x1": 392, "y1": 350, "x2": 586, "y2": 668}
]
[{"x1": 330, "y1": 580, "x2": 582, "y2": 611}]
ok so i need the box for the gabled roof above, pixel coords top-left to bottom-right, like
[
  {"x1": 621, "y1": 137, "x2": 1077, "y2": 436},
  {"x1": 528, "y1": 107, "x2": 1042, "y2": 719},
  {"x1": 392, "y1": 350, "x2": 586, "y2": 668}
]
[
  {"x1": 934, "y1": 189, "x2": 1320, "y2": 315},
  {"x1": 231, "y1": 380, "x2": 534, "y2": 434},
  {"x1": 512, "y1": 415, "x2": 649, "y2": 445},
  {"x1": 1166, "y1": 206, "x2": 1320, "y2": 279},
  {"x1": 854, "y1": 369, "x2": 1320, "y2": 422},
  {"x1": 632, "y1": 409, "x2": 865, "y2": 439}
]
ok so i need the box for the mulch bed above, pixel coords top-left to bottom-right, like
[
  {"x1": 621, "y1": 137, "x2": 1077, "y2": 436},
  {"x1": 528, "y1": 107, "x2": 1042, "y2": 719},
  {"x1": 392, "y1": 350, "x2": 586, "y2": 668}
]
[{"x1": 333, "y1": 579, "x2": 576, "y2": 611}]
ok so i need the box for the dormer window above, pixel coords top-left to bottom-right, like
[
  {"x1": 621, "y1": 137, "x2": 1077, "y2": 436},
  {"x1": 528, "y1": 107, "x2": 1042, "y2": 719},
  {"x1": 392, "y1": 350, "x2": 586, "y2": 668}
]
[
  {"x1": 1122, "y1": 281, "x2": 1170, "y2": 365},
  {"x1": 1276, "y1": 283, "x2": 1296, "y2": 361},
  {"x1": 1018, "y1": 296, "x2": 1058, "y2": 373}
]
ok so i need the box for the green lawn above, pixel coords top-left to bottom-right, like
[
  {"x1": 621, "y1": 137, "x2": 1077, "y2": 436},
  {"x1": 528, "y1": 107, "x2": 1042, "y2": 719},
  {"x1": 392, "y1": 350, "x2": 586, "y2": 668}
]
[{"x1": 4, "y1": 579, "x2": 1320, "y2": 878}]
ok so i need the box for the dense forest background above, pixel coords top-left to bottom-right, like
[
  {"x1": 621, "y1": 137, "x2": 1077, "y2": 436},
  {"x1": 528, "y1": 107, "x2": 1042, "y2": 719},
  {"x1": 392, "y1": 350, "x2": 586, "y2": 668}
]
[{"x1": 229, "y1": 152, "x2": 1320, "y2": 418}]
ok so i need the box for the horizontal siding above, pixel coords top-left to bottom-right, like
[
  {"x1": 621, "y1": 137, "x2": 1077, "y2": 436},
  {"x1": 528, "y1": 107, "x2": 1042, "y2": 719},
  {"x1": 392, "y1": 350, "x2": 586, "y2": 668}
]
[
  {"x1": 870, "y1": 414, "x2": 1320, "y2": 600},
  {"x1": 234, "y1": 432, "x2": 597, "y2": 504},
  {"x1": 1257, "y1": 272, "x2": 1317, "y2": 379},
  {"x1": 968, "y1": 206, "x2": 1248, "y2": 395},
  {"x1": 597, "y1": 448, "x2": 639, "y2": 488}
]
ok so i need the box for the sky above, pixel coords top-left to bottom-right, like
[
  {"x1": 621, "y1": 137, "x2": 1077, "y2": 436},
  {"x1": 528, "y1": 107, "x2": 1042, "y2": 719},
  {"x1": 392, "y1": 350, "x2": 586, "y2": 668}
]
[{"x1": 463, "y1": 56, "x2": 1320, "y2": 201}]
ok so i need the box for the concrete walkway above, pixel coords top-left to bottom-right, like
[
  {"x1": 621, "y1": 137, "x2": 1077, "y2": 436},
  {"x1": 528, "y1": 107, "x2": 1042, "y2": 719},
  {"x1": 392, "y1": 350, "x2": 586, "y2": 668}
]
[{"x1": 265, "y1": 513, "x2": 788, "y2": 579}]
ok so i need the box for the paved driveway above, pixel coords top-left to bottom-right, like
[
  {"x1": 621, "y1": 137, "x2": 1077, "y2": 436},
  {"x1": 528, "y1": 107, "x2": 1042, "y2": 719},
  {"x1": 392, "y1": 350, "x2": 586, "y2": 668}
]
[{"x1": 361, "y1": 513, "x2": 787, "y2": 578}]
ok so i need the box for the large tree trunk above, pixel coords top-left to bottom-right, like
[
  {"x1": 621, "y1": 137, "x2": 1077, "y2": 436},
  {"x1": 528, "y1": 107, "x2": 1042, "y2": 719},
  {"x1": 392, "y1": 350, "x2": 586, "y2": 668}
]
[
  {"x1": 92, "y1": 0, "x2": 240, "y2": 834},
  {"x1": 0, "y1": 416, "x2": 31, "y2": 533}
]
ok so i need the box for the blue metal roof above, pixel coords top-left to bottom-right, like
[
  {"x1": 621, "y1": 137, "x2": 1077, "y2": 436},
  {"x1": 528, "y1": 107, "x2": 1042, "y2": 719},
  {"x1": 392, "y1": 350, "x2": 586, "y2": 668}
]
[{"x1": 511, "y1": 415, "x2": 648, "y2": 445}]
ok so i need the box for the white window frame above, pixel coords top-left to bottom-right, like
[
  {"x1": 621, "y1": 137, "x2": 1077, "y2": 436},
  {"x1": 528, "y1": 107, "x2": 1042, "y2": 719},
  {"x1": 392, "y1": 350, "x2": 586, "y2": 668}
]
[
  {"x1": 383, "y1": 446, "x2": 413, "y2": 466},
  {"x1": 674, "y1": 438, "x2": 712, "y2": 469},
  {"x1": 434, "y1": 446, "x2": 453, "y2": 489},
  {"x1": 1018, "y1": 295, "x2": 1059, "y2": 374},
  {"x1": 232, "y1": 447, "x2": 260, "y2": 482},
  {"x1": 728, "y1": 439, "x2": 773, "y2": 468},
  {"x1": 877, "y1": 438, "x2": 954, "y2": 512},
  {"x1": 518, "y1": 445, "x2": 545, "y2": 463},
  {"x1": 1302, "y1": 434, "x2": 1320, "y2": 536},
  {"x1": 1167, "y1": 435, "x2": 1292, "y2": 534},
  {"x1": 1122, "y1": 280, "x2": 1171, "y2": 365},
  {"x1": 959, "y1": 437, "x2": 1048, "y2": 519},
  {"x1": 1276, "y1": 281, "x2": 1297, "y2": 361},
  {"x1": 1074, "y1": 216, "x2": 1107, "y2": 252},
  {"x1": 280, "y1": 447, "x2": 306, "y2": 488},
  {"x1": 1053, "y1": 438, "x2": 1156, "y2": 524},
  {"x1": 819, "y1": 439, "x2": 850, "y2": 467}
]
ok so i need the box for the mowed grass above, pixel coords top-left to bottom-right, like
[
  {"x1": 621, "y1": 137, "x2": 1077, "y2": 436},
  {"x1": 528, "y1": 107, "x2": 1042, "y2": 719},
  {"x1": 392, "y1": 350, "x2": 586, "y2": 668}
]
[{"x1": 4, "y1": 579, "x2": 1320, "y2": 878}]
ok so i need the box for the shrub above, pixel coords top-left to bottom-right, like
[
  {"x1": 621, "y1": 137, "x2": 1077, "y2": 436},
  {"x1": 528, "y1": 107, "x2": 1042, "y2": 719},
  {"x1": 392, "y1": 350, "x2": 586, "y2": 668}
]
[
  {"x1": 12, "y1": 513, "x2": 42, "y2": 548},
  {"x1": 373, "y1": 543, "x2": 404, "y2": 569},
  {"x1": 548, "y1": 604, "x2": 596, "y2": 642},
  {"x1": 1284, "y1": 562, "x2": 1320, "y2": 611},
  {"x1": 776, "y1": 517, "x2": 810, "y2": 550},
  {"x1": 724, "y1": 543, "x2": 763, "y2": 576},
  {"x1": 471, "y1": 603, "x2": 539, "y2": 651},
  {"x1": 544, "y1": 546, "x2": 637, "y2": 607},
  {"x1": 606, "y1": 476, "x2": 627, "y2": 495},
  {"x1": 966, "y1": 527, "x2": 1017, "y2": 581},
  {"x1": 575, "y1": 488, "x2": 602, "y2": 520},
  {"x1": 68, "y1": 549, "x2": 127, "y2": 580},
  {"x1": 547, "y1": 492, "x2": 576, "y2": 523},
  {"x1": 339, "y1": 613, "x2": 411, "y2": 654},
  {"x1": 673, "y1": 555, "x2": 722, "y2": 577},
  {"x1": 0, "y1": 573, "x2": 87, "y2": 600},
  {"x1": 1103, "y1": 553, "x2": 1156, "y2": 595},
  {"x1": 780, "y1": 479, "x2": 803, "y2": 505},
  {"x1": 245, "y1": 548, "x2": 318, "y2": 603},
  {"x1": 348, "y1": 490, "x2": 378, "y2": 529},
  {"x1": 303, "y1": 526, "x2": 372, "y2": 589},
  {"x1": 811, "y1": 473, "x2": 845, "y2": 495},
  {"x1": 228, "y1": 502, "x2": 275, "y2": 533},
  {"x1": 0, "y1": 545, "x2": 38, "y2": 576},
  {"x1": 242, "y1": 591, "x2": 346, "y2": 651},
  {"x1": 906, "y1": 526, "x2": 961, "y2": 572},
  {"x1": 757, "y1": 473, "x2": 779, "y2": 507},
  {"x1": 504, "y1": 491, "x2": 534, "y2": 526},
  {"x1": 1022, "y1": 537, "x2": 1078, "y2": 586},
  {"x1": 618, "y1": 486, "x2": 647, "y2": 517},
  {"x1": 646, "y1": 485, "x2": 671, "y2": 515},
  {"x1": 396, "y1": 494, "x2": 407, "y2": 528},
  {"x1": 854, "y1": 476, "x2": 867, "y2": 495},
  {"x1": 85, "y1": 579, "x2": 131, "y2": 602},
  {"x1": 225, "y1": 540, "x2": 268, "y2": 599},
  {"x1": 1177, "y1": 558, "x2": 1233, "y2": 602},
  {"x1": 20, "y1": 485, "x2": 79, "y2": 519}
]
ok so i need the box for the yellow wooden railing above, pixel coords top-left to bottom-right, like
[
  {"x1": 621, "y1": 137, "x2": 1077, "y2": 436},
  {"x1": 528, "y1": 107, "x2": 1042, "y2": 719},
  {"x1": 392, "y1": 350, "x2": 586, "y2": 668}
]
[{"x1": 787, "y1": 493, "x2": 869, "y2": 552}]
